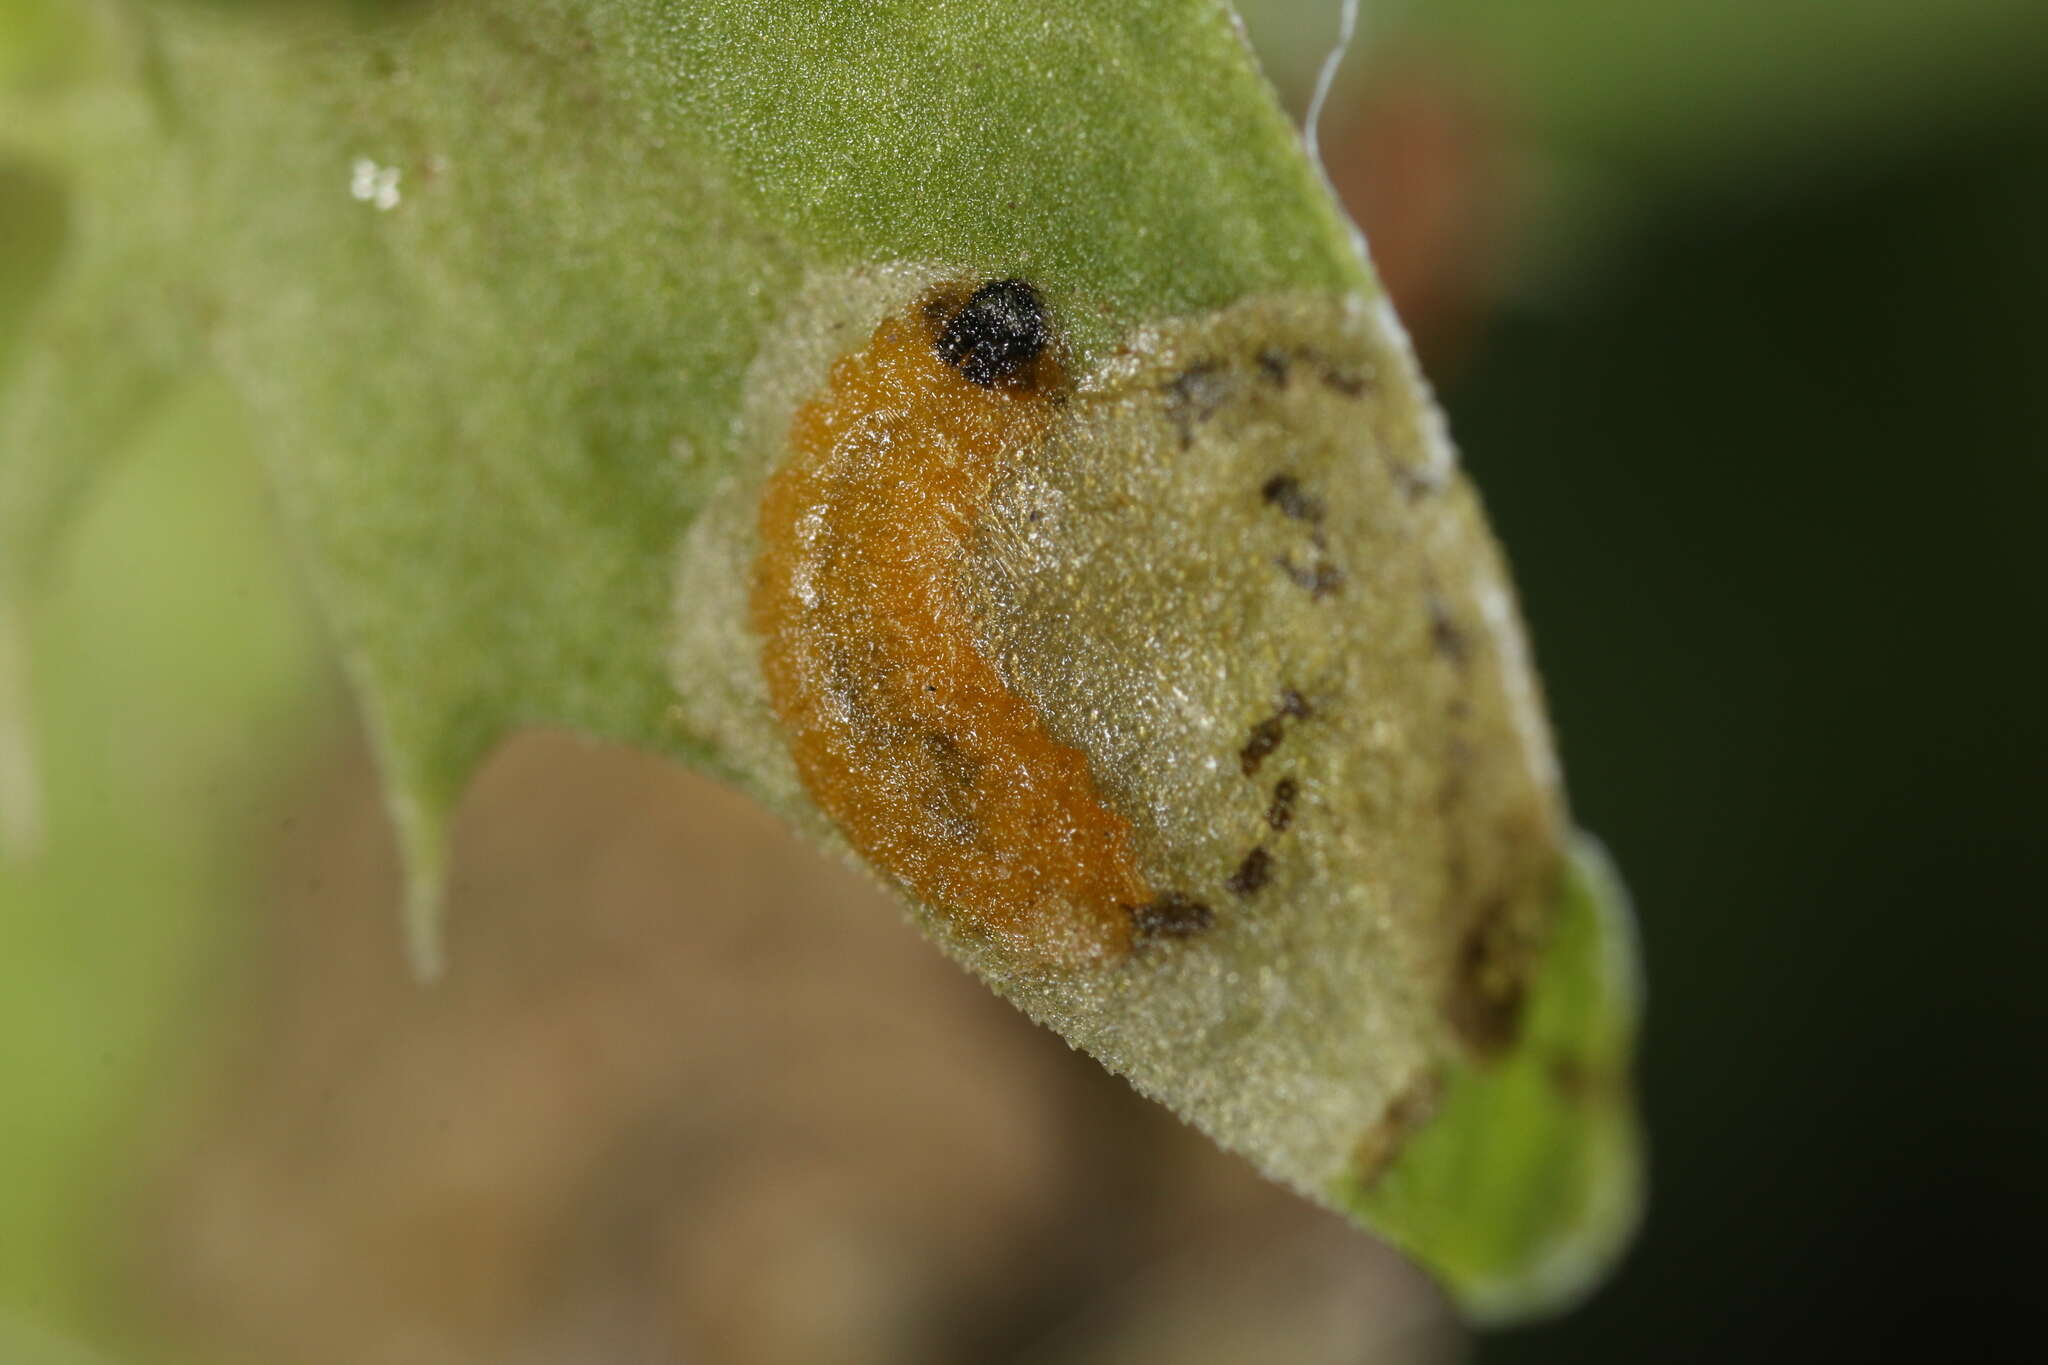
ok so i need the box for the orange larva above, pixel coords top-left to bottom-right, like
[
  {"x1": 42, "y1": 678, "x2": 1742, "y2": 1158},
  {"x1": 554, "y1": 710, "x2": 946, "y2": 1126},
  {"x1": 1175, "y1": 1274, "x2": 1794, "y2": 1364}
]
[{"x1": 750, "y1": 280, "x2": 1181, "y2": 965}]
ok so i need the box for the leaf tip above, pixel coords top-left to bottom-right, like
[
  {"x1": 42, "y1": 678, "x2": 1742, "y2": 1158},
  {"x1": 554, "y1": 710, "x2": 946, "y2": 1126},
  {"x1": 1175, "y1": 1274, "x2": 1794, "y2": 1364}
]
[
  {"x1": 386, "y1": 778, "x2": 452, "y2": 983},
  {"x1": 1336, "y1": 832, "x2": 1646, "y2": 1324}
]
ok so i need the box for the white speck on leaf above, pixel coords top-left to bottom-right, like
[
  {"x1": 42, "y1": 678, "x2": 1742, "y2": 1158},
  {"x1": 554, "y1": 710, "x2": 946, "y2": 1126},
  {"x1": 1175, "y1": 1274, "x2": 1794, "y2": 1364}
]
[{"x1": 349, "y1": 157, "x2": 403, "y2": 211}]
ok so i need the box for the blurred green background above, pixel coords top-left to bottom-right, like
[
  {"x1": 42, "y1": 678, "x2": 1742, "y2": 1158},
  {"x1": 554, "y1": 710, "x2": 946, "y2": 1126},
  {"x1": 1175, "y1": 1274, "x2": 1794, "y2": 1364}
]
[{"x1": 4, "y1": 1, "x2": 2045, "y2": 1361}]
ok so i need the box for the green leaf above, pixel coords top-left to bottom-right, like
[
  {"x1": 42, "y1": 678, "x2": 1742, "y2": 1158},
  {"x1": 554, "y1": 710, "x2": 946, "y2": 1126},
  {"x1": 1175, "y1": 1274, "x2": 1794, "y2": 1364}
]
[
  {"x1": 1, "y1": 0, "x2": 1643, "y2": 1318},
  {"x1": 1341, "y1": 836, "x2": 1644, "y2": 1323}
]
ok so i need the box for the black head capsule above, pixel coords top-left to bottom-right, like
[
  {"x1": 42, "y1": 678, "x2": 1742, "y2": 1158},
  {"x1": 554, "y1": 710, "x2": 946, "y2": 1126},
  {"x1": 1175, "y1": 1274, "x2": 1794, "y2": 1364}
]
[{"x1": 937, "y1": 278, "x2": 1052, "y2": 388}]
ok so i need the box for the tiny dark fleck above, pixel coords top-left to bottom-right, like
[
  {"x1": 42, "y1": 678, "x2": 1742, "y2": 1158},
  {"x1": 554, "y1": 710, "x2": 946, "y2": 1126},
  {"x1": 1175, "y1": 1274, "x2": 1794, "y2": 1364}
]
[
  {"x1": 1278, "y1": 688, "x2": 1312, "y2": 720},
  {"x1": 1163, "y1": 363, "x2": 1231, "y2": 445},
  {"x1": 1267, "y1": 777, "x2": 1298, "y2": 831},
  {"x1": 1225, "y1": 846, "x2": 1272, "y2": 896},
  {"x1": 1131, "y1": 892, "x2": 1213, "y2": 939},
  {"x1": 1260, "y1": 474, "x2": 1324, "y2": 523},
  {"x1": 1257, "y1": 349, "x2": 1291, "y2": 385},
  {"x1": 1315, "y1": 360, "x2": 1369, "y2": 397},
  {"x1": 1428, "y1": 596, "x2": 1470, "y2": 666},
  {"x1": 1239, "y1": 716, "x2": 1285, "y2": 776},
  {"x1": 1276, "y1": 556, "x2": 1344, "y2": 599},
  {"x1": 1547, "y1": 1054, "x2": 1597, "y2": 1102},
  {"x1": 936, "y1": 278, "x2": 1051, "y2": 388},
  {"x1": 1350, "y1": 1071, "x2": 1445, "y2": 1187},
  {"x1": 1444, "y1": 896, "x2": 1530, "y2": 1055}
]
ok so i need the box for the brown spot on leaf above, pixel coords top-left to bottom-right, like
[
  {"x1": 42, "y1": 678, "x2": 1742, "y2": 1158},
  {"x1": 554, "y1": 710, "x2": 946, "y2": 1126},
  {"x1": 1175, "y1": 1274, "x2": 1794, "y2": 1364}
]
[
  {"x1": 1276, "y1": 556, "x2": 1344, "y2": 599},
  {"x1": 1266, "y1": 778, "x2": 1298, "y2": 832},
  {"x1": 1239, "y1": 717, "x2": 1285, "y2": 776},
  {"x1": 1240, "y1": 692, "x2": 1315, "y2": 776},
  {"x1": 1547, "y1": 1054, "x2": 1599, "y2": 1103},
  {"x1": 1428, "y1": 595, "x2": 1469, "y2": 666},
  {"x1": 1224, "y1": 846, "x2": 1272, "y2": 897},
  {"x1": 1443, "y1": 894, "x2": 1533, "y2": 1056},
  {"x1": 1161, "y1": 362, "x2": 1231, "y2": 446},
  {"x1": 1350, "y1": 1072, "x2": 1444, "y2": 1187},
  {"x1": 1260, "y1": 473, "x2": 1325, "y2": 523},
  {"x1": 1130, "y1": 892, "x2": 1214, "y2": 940},
  {"x1": 1313, "y1": 356, "x2": 1370, "y2": 397}
]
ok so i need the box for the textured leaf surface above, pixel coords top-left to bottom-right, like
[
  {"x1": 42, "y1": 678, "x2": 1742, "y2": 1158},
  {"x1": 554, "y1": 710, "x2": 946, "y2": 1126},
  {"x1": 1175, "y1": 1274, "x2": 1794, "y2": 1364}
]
[{"x1": 1, "y1": 0, "x2": 1641, "y2": 1317}]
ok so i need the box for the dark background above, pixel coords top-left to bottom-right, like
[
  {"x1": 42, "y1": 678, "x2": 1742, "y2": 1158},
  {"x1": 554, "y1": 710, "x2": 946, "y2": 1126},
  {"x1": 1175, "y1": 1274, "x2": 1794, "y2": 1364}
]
[
  {"x1": 1456, "y1": 107, "x2": 2048, "y2": 1364},
  {"x1": 1262, "y1": 0, "x2": 2048, "y2": 1353}
]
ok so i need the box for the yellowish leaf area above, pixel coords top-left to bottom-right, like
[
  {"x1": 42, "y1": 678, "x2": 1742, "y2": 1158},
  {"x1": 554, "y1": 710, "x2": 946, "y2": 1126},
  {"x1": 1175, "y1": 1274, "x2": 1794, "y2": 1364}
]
[{"x1": 679, "y1": 269, "x2": 1638, "y2": 1318}]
